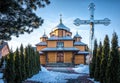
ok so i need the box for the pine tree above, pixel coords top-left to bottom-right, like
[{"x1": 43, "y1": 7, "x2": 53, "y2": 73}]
[
  {"x1": 35, "y1": 50, "x2": 41, "y2": 73},
  {"x1": 26, "y1": 44, "x2": 32, "y2": 77},
  {"x1": 106, "y1": 53, "x2": 112, "y2": 83},
  {"x1": 20, "y1": 44, "x2": 26, "y2": 81},
  {"x1": 25, "y1": 46, "x2": 30, "y2": 78},
  {"x1": 14, "y1": 48, "x2": 22, "y2": 83},
  {"x1": 29, "y1": 45, "x2": 32, "y2": 77},
  {"x1": 34, "y1": 50, "x2": 37, "y2": 73},
  {"x1": 25, "y1": 45, "x2": 40, "y2": 77},
  {"x1": 0, "y1": 56, "x2": 4, "y2": 68},
  {"x1": 4, "y1": 44, "x2": 41, "y2": 82},
  {"x1": 4, "y1": 50, "x2": 16, "y2": 83},
  {"x1": 89, "y1": 39, "x2": 98, "y2": 78},
  {"x1": 94, "y1": 41, "x2": 102, "y2": 81},
  {"x1": 100, "y1": 35, "x2": 110, "y2": 83},
  {"x1": 117, "y1": 50, "x2": 120, "y2": 82},
  {"x1": 0, "y1": 0, "x2": 50, "y2": 40},
  {"x1": 31, "y1": 48, "x2": 34, "y2": 75},
  {"x1": 106, "y1": 32, "x2": 119, "y2": 83},
  {"x1": 37, "y1": 50, "x2": 41, "y2": 71}
]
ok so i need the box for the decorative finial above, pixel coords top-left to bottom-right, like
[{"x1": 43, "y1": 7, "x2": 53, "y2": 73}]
[
  {"x1": 88, "y1": 3, "x2": 95, "y2": 10},
  {"x1": 76, "y1": 31, "x2": 79, "y2": 36},
  {"x1": 44, "y1": 29, "x2": 45, "y2": 35},
  {"x1": 43, "y1": 29, "x2": 47, "y2": 37},
  {"x1": 76, "y1": 30, "x2": 78, "y2": 34},
  {"x1": 60, "y1": 14, "x2": 62, "y2": 23}
]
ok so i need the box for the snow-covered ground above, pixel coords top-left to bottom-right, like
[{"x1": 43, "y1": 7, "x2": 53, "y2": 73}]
[
  {"x1": 27, "y1": 65, "x2": 100, "y2": 83},
  {"x1": 74, "y1": 65, "x2": 100, "y2": 83},
  {"x1": 27, "y1": 66, "x2": 80, "y2": 83}
]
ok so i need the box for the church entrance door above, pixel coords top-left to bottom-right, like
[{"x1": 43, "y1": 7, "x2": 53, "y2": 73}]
[{"x1": 57, "y1": 52, "x2": 64, "y2": 63}]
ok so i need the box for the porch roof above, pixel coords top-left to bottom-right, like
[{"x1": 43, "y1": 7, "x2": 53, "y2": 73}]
[{"x1": 41, "y1": 47, "x2": 79, "y2": 52}]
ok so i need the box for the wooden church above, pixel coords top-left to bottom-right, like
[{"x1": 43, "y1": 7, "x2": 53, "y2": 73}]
[{"x1": 36, "y1": 17, "x2": 89, "y2": 66}]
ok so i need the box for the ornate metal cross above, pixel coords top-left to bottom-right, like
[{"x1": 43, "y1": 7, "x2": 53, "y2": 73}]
[
  {"x1": 73, "y1": 3, "x2": 111, "y2": 60},
  {"x1": 74, "y1": 3, "x2": 110, "y2": 40}
]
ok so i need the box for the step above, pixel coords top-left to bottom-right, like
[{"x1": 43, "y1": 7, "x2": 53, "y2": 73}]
[{"x1": 46, "y1": 63, "x2": 74, "y2": 67}]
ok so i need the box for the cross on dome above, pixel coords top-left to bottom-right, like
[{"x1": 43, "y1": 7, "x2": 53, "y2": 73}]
[
  {"x1": 52, "y1": 14, "x2": 70, "y2": 32},
  {"x1": 60, "y1": 14, "x2": 62, "y2": 23},
  {"x1": 42, "y1": 29, "x2": 48, "y2": 37},
  {"x1": 74, "y1": 31, "x2": 82, "y2": 38}
]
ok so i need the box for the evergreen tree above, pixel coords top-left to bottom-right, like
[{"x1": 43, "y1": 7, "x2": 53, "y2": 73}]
[
  {"x1": 4, "y1": 51, "x2": 16, "y2": 83},
  {"x1": 29, "y1": 45, "x2": 32, "y2": 77},
  {"x1": 106, "y1": 52, "x2": 112, "y2": 83},
  {"x1": 94, "y1": 41, "x2": 102, "y2": 81},
  {"x1": 36, "y1": 50, "x2": 41, "y2": 72},
  {"x1": 89, "y1": 39, "x2": 98, "y2": 78},
  {"x1": 34, "y1": 50, "x2": 37, "y2": 73},
  {"x1": 106, "y1": 32, "x2": 119, "y2": 83},
  {"x1": 100, "y1": 35, "x2": 110, "y2": 83},
  {"x1": 20, "y1": 44, "x2": 26, "y2": 81},
  {"x1": 4, "y1": 44, "x2": 41, "y2": 82},
  {"x1": 0, "y1": 56, "x2": 4, "y2": 68},
  {"x1": 117, "y1": 50, "x2": 120, "y2": 82},
  {"x1": 25, "y1": 46, "x2": 30, "y2": 78},
  {"x1": 0, "y1": 0, "x2": 50, "y2": 40},
  {"x1": 14, "y1": 48, "x2": 22, "y2": 83},
  {"x1": 30, "y1": 48, "x2": 34, "y2": 75},
  {"x1": 34, "y1": 50, "x2": 40, "y2": 73},
  {"x1": 25, "y1": 44, "x2": 33, "y2": 77}
]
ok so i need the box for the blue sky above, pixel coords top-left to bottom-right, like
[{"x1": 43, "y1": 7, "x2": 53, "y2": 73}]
[{"x1": 8, "y1": 0, "x2": 120, "y2": 51}]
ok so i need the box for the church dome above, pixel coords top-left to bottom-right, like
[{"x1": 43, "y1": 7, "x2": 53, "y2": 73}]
[
  {"x1": 42, "y1": 33, "x2": 48, "y2": 38},
  {"x1": 53, "y1": 23, "x2": 70, "y2": 32},
  {"x1": 52, "y1": 15, "x2": 70, "y2": 32},
  {"x1": 42, "y1": 32, "x2": 48, "y2": 38},
  {"x1": 74, "y1": 31, "x2": 82, "y2": 38}
]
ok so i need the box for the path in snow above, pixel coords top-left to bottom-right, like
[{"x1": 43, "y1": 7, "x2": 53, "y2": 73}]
[
  {"x1": 47, "y1": 66, "x2": 94, "y2": 83},
  {"x1": 25, "y1": 65, "x2": 99, "y2": 83}
]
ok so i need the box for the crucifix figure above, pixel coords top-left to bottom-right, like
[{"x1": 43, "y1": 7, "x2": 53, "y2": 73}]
[{"x1": 73, "y1": 3, "x2": 110, "y2": 61}]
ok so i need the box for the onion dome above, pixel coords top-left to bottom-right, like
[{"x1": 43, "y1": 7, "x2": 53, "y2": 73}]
[
  {"x1": 52, "y1": 14, "x2": 70, "y2": 32},
  {"x1": 42, "y1": 31, "x2": 48, "y2": 38},
  {"x1": 74, "y1": 31, "x2": 82, "y2": 38}
]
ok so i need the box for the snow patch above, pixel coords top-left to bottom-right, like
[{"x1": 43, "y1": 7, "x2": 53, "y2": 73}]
[
  {"x1": 86, "y1": 55, "x2": 90, "y2": 64},
  {"x1": 88, "y1": 78, "x2": 100, "y2": 83},
  {"x1": 0, "y1": 73, "x2": 3, "y2": 78},
  {"x1": 0, "y1": 73, "x2": 4, "y2": 83},
  {"x1": 0, "y1": 80, "x2": 4, "y2": 83},
  {"x1": 27, "y1": 66, "x2": 80, "y2": 83},
  {"x1": 73, "y1": 64, "x2": 89, "y2": 74},
  {"x1": 41, "y1": 66, "x2": 49, "y2": 72}
]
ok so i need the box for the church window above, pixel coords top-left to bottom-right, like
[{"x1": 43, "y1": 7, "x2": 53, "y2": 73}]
[
  {"x1": 67, "y1": 34, "x2": 70, "y2": 36},
  {"x1": 57, "y1": 42, "x2": 64, "y2": 48},
  {"x1": 51, "y1": 34, "x2": 55, "y2": 37}
]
